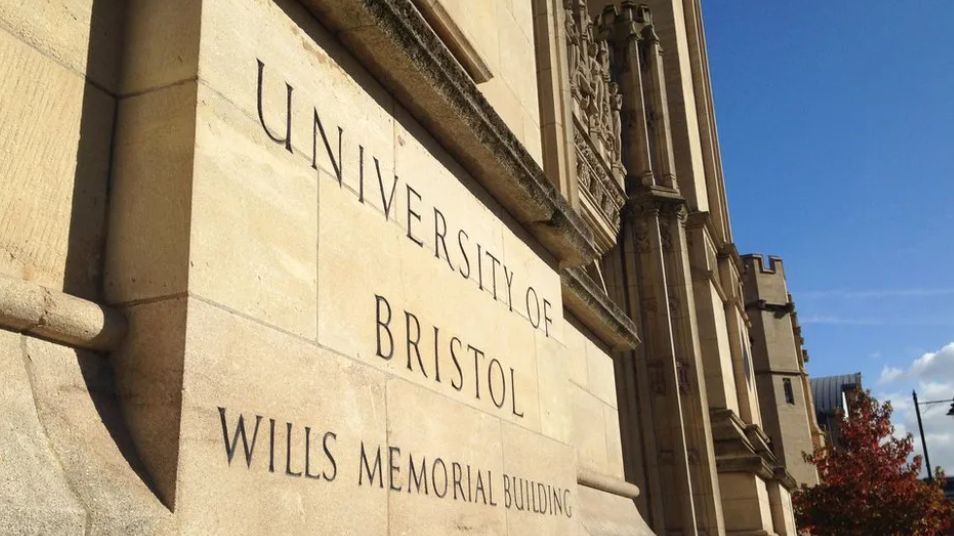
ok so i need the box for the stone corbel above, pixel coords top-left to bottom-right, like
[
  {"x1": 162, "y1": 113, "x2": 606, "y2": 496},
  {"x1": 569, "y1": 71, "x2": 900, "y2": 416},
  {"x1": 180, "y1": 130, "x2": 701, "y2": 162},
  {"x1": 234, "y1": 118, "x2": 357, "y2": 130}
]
[
  {"x1": 772, "y1": 466, "x2": 798, "y2": 491},
  {"x1": 744, "y1": 299, "x2": 795, "y2": 316}
]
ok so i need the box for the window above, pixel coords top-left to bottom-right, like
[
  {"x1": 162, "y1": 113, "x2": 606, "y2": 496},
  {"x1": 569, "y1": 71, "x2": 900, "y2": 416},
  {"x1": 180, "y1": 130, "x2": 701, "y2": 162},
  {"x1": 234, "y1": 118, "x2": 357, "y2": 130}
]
[{"x1": 783, "y1": 378, "x2": 795, "y2": 405}]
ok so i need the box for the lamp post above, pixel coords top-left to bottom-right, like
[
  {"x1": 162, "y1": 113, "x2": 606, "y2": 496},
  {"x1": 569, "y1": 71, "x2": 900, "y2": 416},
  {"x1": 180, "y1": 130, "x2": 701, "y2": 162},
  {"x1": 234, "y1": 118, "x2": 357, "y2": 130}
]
[{"x1": 911, "y1": 390, "x2": 954, "y2": 481}]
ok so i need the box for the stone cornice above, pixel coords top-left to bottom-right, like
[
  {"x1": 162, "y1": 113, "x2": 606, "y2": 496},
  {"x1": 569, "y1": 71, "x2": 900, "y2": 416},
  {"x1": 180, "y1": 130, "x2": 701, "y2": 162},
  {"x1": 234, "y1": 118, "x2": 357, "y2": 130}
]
[
  {"x1": 710, "y1": 409, "x2": 782, "y2": 480},
  {"x1": 626, "y1": 185, "x2": 685, "y2": 216},
  {"x1": 409, "y1": 0, "x2": 493, "y2": 83},
  {"x1": 685, "y1": 209, "x2": 737, "y2": 256},
  {"x1": 561, "y1": 267, "x2": 640, "y2": 351},
  {"x1": 753, "y1": 367, "x2": 808, "y2": 378},
  {"x1": 304, "y1": 0, "x2": 599, "y2": 266},
  {"x1": 744, "y1": 299, "x2": 795, "y2": 314},
  {"x1": 773, "y1": 466, "x2": 798, "y2": 491},
  {"x1": 715, "y1": 454, "x2": 775, "y2": 481}
]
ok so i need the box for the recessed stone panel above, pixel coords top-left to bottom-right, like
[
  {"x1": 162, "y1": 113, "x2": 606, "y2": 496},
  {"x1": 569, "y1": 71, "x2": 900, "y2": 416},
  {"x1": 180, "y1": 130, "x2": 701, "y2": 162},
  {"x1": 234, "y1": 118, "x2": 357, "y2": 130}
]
[
  {"x1": 384, "y1": 379, "x2": 507, "y2": 535},
  {"x1": 0, "y1": 30, "x2": 112, "y2": 300},
  {"x1": 198, "y1": 0, "x2": 395, "y2": 198},
  {"x1": 535, "y1": 330, "x2": 572, "y2": 444},
  {"x1": 571, "y1": 384, "x2": 609, "y2": 474},
  {"x1": 500, "y1": 422, "x2": 579, "y2": 536},
  {"x1": 0, "y1": 0, "x2": 124, "y2": 91},
  {"x1": 50, "y1": 0, "x2": 649, "y2": 532},
  {"x1": 0, "y1": 331, "x2": 87, "y2": 534},
  {"x1": 174, "y1": 298, "x2": 389, "y2": 535},
  {"x1": 21, "y1": 337, "x2": 174, "y2": 535},
  {"x1": 190, "y1": 82, "x2": 318, "y2": 339}
]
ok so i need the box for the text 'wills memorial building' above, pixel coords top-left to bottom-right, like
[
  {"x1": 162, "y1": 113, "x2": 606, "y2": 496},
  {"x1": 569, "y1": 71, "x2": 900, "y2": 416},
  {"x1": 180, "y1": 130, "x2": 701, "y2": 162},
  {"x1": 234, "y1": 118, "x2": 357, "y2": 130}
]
[{"x1": 0, "y1": 0, "x2": 823, "y2": 534}]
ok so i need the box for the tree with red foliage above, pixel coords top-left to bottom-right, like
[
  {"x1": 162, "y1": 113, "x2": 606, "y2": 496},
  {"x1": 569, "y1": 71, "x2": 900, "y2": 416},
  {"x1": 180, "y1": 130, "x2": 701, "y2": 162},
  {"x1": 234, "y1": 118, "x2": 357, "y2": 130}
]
[{"x1": 793, "y1": 390, "x2": 953, "y2": 535}]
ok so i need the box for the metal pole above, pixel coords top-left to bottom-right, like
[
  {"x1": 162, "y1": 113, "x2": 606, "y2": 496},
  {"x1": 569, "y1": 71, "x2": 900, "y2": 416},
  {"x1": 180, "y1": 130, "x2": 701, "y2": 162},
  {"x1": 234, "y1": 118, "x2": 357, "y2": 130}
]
[{"x1": 913, "y1": 390, "x2": 933, "y2": 481}]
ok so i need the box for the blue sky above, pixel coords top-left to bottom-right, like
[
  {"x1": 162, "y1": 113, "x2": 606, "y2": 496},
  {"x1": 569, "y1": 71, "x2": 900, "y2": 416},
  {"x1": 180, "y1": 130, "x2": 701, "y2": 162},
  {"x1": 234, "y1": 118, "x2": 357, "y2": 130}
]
[{"x1": 702, "y1": 1, "x2": 954, "y2": 474}]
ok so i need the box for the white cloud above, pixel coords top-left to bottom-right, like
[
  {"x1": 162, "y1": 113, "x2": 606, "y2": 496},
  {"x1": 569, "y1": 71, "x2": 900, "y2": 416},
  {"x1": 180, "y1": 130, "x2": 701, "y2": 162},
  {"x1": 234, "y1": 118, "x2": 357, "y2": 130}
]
[
  {"x1": 878, "y1": 365, "x2": 904, "y2": 385},
  {"x1": 910, "y1": 342, "x2": 954, "y2": 380},
  {"x1": 876, "y1": 342, "x2": 954, "y2": 477},
  {"x1": 800, "y1": 315, "x2": 885, "y2": 326},
  {"x1": 798, "y1": 288, "x2": 954, "y2": 299},
  {"x1": 799, "y1": 315, "x2": 954, "y2": 327}
]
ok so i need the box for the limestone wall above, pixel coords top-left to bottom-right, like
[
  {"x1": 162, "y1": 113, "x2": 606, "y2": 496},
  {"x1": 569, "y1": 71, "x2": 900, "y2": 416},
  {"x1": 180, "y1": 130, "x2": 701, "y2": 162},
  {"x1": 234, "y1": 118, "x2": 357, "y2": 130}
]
[
  {"x1": 566, "y1": 318, "x2": 625, "y2": 479},
  {"x1": 744, "y1": 255, "x2": 820, "y2": 488},
  {"x1": 0, "y1": 0, "x2": 121, "y2": 300},
  {"x1": 0, "y1": 329, "x2": 173, "y2": 534},
  {"x1": 461, "y1": 0, "x2": 543, "y2": 166},
  {"x1": 0, "y1": 0, "x2": 651, "y2": 534}
]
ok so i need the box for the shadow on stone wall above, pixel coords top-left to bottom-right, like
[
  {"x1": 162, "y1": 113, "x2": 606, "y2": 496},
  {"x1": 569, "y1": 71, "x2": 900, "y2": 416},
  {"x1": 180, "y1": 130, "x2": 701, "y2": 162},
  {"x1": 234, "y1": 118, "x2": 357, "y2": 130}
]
[
  {"x1": 61, "y1": 0, "x2": 167, "y2": 508},
  {"x1": 62, "y1": 0, "x2": 123, "y2": 301}
]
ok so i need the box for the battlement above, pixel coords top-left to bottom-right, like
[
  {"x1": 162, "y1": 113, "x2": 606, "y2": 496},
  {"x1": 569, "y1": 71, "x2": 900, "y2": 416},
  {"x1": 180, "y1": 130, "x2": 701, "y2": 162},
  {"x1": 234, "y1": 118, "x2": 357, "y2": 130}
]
[
  {"x1": 741, "y1": 253, "x2": 785, "y2": 276},
  {"x1": 741, "y1": 254, "x2": 790, "y2": 305}
]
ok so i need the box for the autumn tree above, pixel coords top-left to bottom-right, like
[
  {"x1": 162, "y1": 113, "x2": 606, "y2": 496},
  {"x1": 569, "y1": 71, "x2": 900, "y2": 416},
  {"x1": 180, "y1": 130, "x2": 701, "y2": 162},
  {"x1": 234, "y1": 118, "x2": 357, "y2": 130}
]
[{"x1": 793, "y1": 390, "x2": 953, "y2": 535}]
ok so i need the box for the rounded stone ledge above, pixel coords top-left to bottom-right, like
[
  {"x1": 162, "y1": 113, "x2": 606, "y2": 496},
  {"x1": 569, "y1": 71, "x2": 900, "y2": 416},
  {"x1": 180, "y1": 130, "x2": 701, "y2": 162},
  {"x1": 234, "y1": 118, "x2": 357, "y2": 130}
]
[
  {"x1": 0, "y1": 275, "x2": 126, "y2": 352},
  {"x1": 578, "y1": 466, "x2": 640, "y2": 499}
]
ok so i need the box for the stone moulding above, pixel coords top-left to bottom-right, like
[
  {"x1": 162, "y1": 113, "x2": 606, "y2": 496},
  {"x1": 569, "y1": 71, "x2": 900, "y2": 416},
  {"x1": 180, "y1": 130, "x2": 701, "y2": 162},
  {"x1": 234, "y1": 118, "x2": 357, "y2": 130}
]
[
  {"x1": 409, "y1": 0, "x2": 493, "y2": 83},
  {"x1": 304, "y1": 0, "x2": 599, "y2": 266},
  {"x1": 0, "y1": 275, "x2": 126, "y2": 352},
  {"x1": 574, "y1": 122, "x2": 626, "y2": 253},
  {"x1": 561, "y1": 266, "x2": 640, "y2": 351},
  {"x1": 710, "y1": 408, "x2": 796, "y2": 489},
  {"x1": 772, "y1": 466, "x2": 798, "y2": 491},
  {"x1": 744, "y1": 299, "x2": 795, "y2": 315}
]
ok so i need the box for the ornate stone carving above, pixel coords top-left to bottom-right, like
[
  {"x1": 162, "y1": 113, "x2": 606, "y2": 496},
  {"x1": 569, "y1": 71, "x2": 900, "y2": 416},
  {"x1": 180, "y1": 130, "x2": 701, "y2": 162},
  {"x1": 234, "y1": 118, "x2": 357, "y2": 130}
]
[
  {"x1": 632, "y1": 217, "x2": 651, "y2": 254},
  {"x1": 565, "y1": 0, "x2": 626, "y2": 254},
  {"x1": 666, "y1": 290, "x2": 680, "y2": 317},
  {"x1": 686, "y1": 448, "x2": 700, "y2": 466},
  {"x1": 676, "y1": 359, "x2": 691, "y2": 395},
  {"x1": 647, "y1": 362, "x2": 666, "y2": 396},
  {"x1": 659, "y1": 223, "x2": 673, "y2": 253}
]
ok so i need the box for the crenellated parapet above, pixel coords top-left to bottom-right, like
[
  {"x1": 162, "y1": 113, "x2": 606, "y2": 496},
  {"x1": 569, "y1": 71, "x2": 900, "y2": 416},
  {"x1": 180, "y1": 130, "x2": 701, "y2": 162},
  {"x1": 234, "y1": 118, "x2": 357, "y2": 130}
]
[{"x1": 742, "y1": 254, "x2": 792, "y2": 307}]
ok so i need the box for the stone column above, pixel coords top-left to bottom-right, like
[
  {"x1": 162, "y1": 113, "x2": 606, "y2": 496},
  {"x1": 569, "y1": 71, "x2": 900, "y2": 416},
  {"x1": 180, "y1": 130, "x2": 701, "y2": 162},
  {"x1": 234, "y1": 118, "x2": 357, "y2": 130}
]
[
  {"x1": 639, "y1": 31, "x2": 677, "y2": 189},
  {"x1": 767, "y1": 474, "x2": 798, "y2": 536},
  {"x1": 602, "y1": 3, "x2": 724, "y2": 533},
  {"x1": 718, "y1": 250, "x2": 762, "y2": 427},
  {"x1": 659, "y1": 203, "x2": 725, "y2": 536},
  {"x1": 624, "y1": 199, "x2": 698, "y2": 535}
]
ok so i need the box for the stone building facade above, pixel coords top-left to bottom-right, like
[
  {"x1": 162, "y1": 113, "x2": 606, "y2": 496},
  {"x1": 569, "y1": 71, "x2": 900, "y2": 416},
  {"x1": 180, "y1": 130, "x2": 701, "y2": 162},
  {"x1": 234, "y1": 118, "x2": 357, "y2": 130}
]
[
  {"x1": 0, "y1": 0, "x2": 821, "y2": 535},
  {"x1": 742, "y1": 254, "x2": 825, "y2": 489}
]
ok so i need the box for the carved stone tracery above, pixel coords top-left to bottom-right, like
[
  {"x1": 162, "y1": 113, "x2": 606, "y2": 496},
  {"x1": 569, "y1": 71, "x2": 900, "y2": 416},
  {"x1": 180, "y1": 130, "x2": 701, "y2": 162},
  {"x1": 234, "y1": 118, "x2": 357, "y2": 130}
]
[{"x1": 565, "y1": 0, "x2": 626, "y2": 254}]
